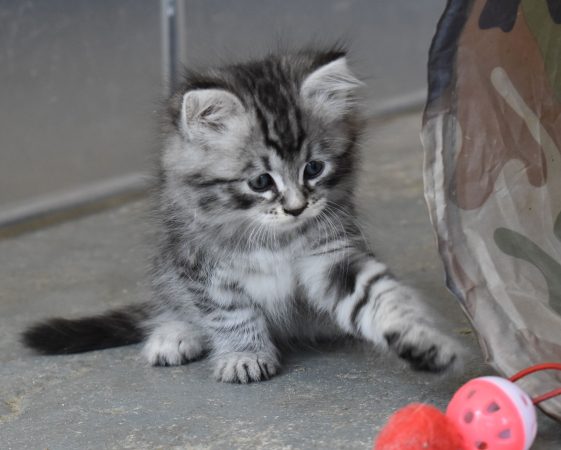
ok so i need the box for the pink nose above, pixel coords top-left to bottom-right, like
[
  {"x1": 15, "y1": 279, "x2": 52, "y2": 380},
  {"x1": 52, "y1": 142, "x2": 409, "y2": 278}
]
[{"x1": 446, "y1": 377, "x2": 537, "y2": 450}]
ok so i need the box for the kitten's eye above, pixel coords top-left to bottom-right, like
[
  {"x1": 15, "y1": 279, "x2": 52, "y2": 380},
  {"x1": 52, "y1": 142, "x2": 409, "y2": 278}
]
[
  {"x1": 248, "y1": 173, "x2": 274, "y2": 192},
  {"x1": 304, "y1": 160, "x2": 325, "y2": 179}
]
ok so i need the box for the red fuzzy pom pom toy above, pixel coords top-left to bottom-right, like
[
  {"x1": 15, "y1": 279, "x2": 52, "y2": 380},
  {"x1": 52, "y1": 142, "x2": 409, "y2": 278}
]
[{"x1": 374, "y1": 403, "x2": 465, "y2": 450}]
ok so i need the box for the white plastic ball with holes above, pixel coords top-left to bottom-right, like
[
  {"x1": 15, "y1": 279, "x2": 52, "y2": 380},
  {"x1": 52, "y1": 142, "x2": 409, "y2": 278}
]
[{"x1": 446, "y1": 376, "x2": 537, "y2": 450}]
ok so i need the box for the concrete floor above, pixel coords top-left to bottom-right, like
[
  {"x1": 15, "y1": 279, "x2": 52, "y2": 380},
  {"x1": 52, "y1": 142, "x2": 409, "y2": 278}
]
[{"x1": 1, "y1": 113, "x2": 560, "y2": 449}]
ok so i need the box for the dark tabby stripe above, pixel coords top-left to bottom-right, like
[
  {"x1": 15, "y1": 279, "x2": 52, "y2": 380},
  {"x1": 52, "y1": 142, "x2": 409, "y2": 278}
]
[
  {"x1": 350, "y1": 271, "x2": 393, "y2": 329},
  {"x1": 210, "y1": 315, "x2": 256, "y2": 332},
  {"x1": 185, "y1": 175, "x2": 244, "y2": 188},
  {"x1": 328, "y1": 255, "x2": 370, "y2": 299},
  {"x1": 228, "y1": 188, "x2": 257, "y2": 210},
  {"x1": 193, "y1": 296, "x2": 238, "y2": 314}
]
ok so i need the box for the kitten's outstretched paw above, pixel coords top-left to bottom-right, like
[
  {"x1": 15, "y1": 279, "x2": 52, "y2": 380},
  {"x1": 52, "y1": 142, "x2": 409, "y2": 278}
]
[
  {"x1": 384, "y1": 327, "x2": 460, "y2": 373},
  {"x1": 143, "y1": 321, "x2": 205, "y2": 366},
  {"x1": 213, "y1": 352, "x2": 279, "y2": 383}
]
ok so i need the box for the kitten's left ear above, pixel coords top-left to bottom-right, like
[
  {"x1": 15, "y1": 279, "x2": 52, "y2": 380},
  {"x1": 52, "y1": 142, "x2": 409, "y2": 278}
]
[
  {"x1": 180, "y1": 88, "x2": 245, "y2": 138},
  {"x1": 300, "y1": 57, "x2": 363, "y2": 120}
]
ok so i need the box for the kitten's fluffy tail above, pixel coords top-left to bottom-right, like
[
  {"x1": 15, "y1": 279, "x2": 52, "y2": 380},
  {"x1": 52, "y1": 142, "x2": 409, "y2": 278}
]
[{"x1": 21, "y1": 304, "x2": 149, "y2": 355}]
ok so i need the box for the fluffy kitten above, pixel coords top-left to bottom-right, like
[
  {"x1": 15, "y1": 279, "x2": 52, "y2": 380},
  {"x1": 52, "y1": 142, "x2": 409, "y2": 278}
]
[{"x1": 23, "y1": 48, "x2": 459, "y2": 383}]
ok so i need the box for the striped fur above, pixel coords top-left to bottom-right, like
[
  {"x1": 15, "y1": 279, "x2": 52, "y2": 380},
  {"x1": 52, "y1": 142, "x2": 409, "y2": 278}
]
[{"x1": 22, "y1": 47, "x2": 459, "y2": 382}]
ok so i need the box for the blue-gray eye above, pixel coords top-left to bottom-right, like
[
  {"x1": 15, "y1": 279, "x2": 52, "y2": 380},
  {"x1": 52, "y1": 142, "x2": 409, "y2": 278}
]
[
  {"x1": 248, "y1": 173, "x2": 274, "y2": 192},
  {"x1": 304, "y1": 160, "x2": 324, "y2": 179}
]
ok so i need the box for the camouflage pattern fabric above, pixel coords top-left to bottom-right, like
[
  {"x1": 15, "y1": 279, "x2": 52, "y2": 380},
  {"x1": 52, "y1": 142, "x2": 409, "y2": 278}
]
[{"x1": 422, "y1": 0, "x2": 561, "y2": 419}]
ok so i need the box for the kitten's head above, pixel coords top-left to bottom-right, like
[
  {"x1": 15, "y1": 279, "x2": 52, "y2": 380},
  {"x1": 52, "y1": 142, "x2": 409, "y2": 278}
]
[{"x1": 161, "y1": 48, "x2": 363, "y2": 232}]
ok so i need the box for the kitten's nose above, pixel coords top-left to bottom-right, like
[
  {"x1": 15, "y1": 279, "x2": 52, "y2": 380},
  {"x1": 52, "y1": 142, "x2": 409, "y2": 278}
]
[{"x1": 283, "y1": 204, "x2": 307, "y2": 216}]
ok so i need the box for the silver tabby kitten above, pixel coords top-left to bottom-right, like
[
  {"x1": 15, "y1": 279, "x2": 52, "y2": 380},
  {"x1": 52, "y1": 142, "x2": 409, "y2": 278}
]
[{"x1": 23, "y1": 48, "x2": 459, "y2": 383}]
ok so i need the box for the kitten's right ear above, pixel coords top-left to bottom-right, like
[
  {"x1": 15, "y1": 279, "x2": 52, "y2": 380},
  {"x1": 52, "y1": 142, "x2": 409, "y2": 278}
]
[
  {"x1": 180, "y1": 88, "x2": 244, "y2": 137},
  {"x1": 300, "y1": 57, "x2": 363, "y2": 121}
]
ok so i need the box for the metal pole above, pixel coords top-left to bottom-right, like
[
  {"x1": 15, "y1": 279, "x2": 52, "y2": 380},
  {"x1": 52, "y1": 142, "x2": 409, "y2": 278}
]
[{"x1": 161, "y1": 0, "x2": 179, "y2": 96}]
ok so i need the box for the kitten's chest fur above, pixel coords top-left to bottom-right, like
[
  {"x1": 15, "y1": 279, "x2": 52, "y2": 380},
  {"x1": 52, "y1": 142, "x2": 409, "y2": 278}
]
[
  {"x1": 226, "y1": 246, "x2": 336, "y2": 340},
  {"x1": 233, "y1": 247, "x2": 298, "y2": 309}
]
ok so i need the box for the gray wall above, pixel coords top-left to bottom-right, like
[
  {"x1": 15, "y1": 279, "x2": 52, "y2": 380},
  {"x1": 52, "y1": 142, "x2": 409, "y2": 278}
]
[
  {"x1": 0, "y1": 1, "x2": 161, "y2": 210},
  {"x1": 0, "y1": 0, "x2": 444, "y2": 216},
  {"x1": 178, "y1": 0, "x2": 445, "y2": 108}
]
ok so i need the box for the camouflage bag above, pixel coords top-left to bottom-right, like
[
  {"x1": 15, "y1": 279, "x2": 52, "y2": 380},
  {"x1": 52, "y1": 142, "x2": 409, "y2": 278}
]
[{"x1": 422, "y1": 0, "x2": 561, "y2": 419}]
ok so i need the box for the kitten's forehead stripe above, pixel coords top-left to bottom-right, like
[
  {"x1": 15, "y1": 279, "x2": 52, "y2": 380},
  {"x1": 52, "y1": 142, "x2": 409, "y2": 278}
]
[
  {"x1": 254, "y1": 105, "x2": 282, "y2": 154},
  {"x1": 261, "y1": 156, "x2": 271, "y2": 172},
  {"x1": 251, "y1": 74, "x2": 304, "y2": 159}
]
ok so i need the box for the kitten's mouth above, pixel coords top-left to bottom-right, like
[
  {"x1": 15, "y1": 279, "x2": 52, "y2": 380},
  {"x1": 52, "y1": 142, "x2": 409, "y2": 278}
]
[{"x1": 260, "y1": 199, "x2": 326, "y2": 230}]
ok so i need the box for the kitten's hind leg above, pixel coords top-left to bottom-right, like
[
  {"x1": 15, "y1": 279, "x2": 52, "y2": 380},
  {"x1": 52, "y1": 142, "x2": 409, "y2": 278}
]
[{"x1": 142, "y1": 320, "x2": 207, "y2": 366}]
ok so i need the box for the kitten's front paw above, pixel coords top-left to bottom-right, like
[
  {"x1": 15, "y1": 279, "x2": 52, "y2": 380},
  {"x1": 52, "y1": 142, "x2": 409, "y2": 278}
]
[
  {"x1": 214, "y1": 352, "x2": 279, "y2": 383},
  {"x1": 384, "y1": 326, "x2": 460, "y2": 373},
  {"x1": 143, "y1": 321, "x2": 206, "y2": 366}
]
